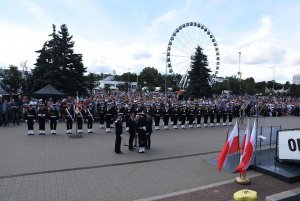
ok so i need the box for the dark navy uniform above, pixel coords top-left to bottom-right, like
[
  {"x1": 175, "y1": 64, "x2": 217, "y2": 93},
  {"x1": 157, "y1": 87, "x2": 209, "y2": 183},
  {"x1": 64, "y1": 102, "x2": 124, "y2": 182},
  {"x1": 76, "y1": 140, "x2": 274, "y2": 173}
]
[
  {"x1": 179, "y1": 105, "x2": 187, "y2": 129},
  {"x1": 114, "y1": 113, "x2": 123, "y2": 154},
  {"x1": 49, "y1": 104, "x2": 59, "y2": 134},
  {"x1": 187, "y1": 106, "x2": 195, "y2": 128},
  {"x1": 37, "y1": 104, "x2": 47, "y2": 135},
  {"x1": 154, "y1": 106, "x2": 161, "y2": 130},
  {"x1": 97, "y1": 102, "x2": 106, "y2": 128},
  {"x1": 127, "y1": 113, "x2": 136, "y2": 150},
  {"x1": 65, "y1": 106, "x2": 74, "y2": 134},
  {"x1": 195, "y1": 106, "x2": 202, "y2": 128},
  {"x1": 25, "y1": 105, "x2": 36, "y2": 135},
  {"x1": 171, "y1": 105, "x2": 179, "y2": 129},
  {"x1": 145, "y1": 114, "x2": 153, "y2": 149},
  {"x1": 162, "y1": 106, "x2": 171, "y2": 129},
  {"x1": 85, "y1": 104, "x2": 94, "y2": 133},
  {"x1": 137, "y1": 113, "x2": 147, "y2": 153}
]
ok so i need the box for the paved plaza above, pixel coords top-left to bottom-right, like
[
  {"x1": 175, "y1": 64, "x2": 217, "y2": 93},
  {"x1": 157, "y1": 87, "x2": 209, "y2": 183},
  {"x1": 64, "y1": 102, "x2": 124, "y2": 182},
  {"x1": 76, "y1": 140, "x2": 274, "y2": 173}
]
[{"x1": 0, "y1": 116, "x2": 299, "y2": 201}]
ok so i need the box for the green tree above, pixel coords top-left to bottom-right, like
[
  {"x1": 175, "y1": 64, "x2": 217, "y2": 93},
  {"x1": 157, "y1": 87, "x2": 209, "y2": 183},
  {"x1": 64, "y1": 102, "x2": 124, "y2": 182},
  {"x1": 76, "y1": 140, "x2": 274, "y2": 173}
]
[
  {"x1": 84, "y1": 73, "x2": 99, "y2": 95},
  {"x1": 31, "y1": 24, "x2": 87, "y2": 95},
  {"x1": 2, "y1": 65, "x2": 24, "y2": 94},
  {"x1": 185, "y1": 46, "x2": 212, "y2": 98},
  {"x1": 138, "y1": 67, "x2": 163, "y2": 91}
]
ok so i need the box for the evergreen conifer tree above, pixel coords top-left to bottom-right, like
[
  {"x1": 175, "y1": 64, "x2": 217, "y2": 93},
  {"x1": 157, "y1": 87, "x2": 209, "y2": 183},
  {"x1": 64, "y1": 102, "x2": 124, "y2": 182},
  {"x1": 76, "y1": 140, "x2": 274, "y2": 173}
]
[{"x1": 185, "y1": 46, "x2": 212, "y2": 98}]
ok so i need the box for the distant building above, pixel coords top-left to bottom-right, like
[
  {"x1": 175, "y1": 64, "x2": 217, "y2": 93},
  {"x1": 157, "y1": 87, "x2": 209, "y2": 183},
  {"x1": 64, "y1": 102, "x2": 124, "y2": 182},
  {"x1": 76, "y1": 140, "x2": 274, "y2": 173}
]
[
  {"x1": 293, "y1": 74, "x2": 300, "y2": 85},
  {"x1": 96, "y1": 76, "x2": 137, "y2": 91}
]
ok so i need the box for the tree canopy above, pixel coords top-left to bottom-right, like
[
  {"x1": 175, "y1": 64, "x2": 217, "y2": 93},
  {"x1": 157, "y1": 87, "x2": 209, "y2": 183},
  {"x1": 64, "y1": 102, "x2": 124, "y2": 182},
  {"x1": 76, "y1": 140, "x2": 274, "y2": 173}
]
[
  {"x1": 29, "y1": 24, "x2": 87, "y2": 95},
  {"x1": 185, "y1": 46, "x2": 212, "y2": 98}
]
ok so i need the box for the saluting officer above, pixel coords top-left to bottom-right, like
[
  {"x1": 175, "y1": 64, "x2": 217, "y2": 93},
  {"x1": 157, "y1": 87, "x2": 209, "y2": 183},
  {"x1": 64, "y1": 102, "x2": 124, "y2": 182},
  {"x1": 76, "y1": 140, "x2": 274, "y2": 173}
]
[
  {"x1": 49, "y1": 103, "x2": 59, "y2": 134},
  {"x1": 37, "y1": 103, "x2": 47, "y2": 135},
  {"x1": 25, "y1": 104, "x2": 36, "y2": 135}
]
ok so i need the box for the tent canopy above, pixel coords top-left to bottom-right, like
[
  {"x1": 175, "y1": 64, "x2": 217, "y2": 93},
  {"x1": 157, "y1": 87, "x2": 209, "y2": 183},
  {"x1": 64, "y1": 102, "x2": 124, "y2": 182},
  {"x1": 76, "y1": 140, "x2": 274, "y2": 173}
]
[
  {"x1": 33, "y1": 84, "x2": 66, "y2": 98},
  {"x1": 0, "y1": 85, "x2": 8, "y2": 95}
]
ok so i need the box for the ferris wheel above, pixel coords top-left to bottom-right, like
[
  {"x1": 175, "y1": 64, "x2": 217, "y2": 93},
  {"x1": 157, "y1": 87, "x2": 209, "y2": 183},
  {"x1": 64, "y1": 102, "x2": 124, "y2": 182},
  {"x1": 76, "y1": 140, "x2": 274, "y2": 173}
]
[{"x1": 166, "y1": 22, "x2": 220, "y2": 89}]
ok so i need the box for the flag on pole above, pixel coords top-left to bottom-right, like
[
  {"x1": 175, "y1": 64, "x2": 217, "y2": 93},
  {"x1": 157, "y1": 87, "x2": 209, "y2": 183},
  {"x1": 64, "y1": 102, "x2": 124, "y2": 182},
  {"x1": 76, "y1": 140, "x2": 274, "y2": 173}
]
[
  {"x1": 240, "y1": 119, "x2": 251, "y2": 161},
  {"x1": 217, "y1": 121, "x2": 239, "y2": 172},
  {"x1": 235, "y1": 120, "x2": 257, "y2": 174}
]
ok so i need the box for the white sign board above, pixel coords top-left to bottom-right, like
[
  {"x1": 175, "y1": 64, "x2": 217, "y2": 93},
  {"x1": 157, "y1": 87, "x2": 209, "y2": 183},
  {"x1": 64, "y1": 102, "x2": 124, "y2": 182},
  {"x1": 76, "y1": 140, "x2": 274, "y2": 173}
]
[{"x1": 278, "y1": 130, "x2": 300, "y2": 160}]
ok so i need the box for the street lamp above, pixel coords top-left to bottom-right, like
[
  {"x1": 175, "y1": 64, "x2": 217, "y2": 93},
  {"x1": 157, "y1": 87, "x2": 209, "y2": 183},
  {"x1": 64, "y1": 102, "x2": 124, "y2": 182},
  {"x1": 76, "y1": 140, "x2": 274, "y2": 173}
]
[
  {"x1": 238, "y1": 51, "x2": 242, "y2": 94},
  {"x1": 268, "y1": 66, "x2": 275, "y2": 91},
  {"x1": 127, "y1": 67, "x2": 131, "y2": 92},
  {"x1": 162, "y1": 52, "x2": 167, "y2": 95}
]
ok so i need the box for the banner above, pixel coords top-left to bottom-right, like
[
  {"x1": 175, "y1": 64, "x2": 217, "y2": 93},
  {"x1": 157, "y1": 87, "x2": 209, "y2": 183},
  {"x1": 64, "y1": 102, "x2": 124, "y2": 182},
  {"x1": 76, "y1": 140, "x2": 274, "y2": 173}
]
[{"x1": 278, "y1": 129, "x2": 300, "y2": 161}]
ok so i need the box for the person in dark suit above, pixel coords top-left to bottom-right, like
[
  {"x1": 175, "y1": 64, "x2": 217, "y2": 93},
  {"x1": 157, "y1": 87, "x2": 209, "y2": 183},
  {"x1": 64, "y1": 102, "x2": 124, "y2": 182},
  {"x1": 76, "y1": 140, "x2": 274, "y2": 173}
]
[
  {"x1": 145, "y1": 113, "x2": 153, "y2": 150},
  {"x1": 114, "y1": 113, "x2": 123, "y2": 154},
  {"x1": 127, "y1": 112, "x2": 136, "y2": 151}
]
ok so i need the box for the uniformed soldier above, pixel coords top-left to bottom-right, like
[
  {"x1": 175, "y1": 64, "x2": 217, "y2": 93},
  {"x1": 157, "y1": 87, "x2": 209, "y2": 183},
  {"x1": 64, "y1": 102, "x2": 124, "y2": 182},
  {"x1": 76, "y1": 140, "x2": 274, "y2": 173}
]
[
  {"x1": 216, "y1": 106, "x2": 222, "y2": 126},
  {"x1": 136, "y1": 112, "x2": 147, "y2": 153},
  {"x1": 179, "y1": 104, "x2": 187, "y2": 129},
  {"x1": 25, "y1": 104, "x2": 36, "y2": 135},
  {"x1": 187, "y1": 104, "x2": 195, "y2": 128},
  {"x1": 86, "y1": 103, "x2": 94, "y2": 133},
  {"x1": 49, "y1": 104, "x2": 59, "y2": 134},
  {"x1": 75, "y1": 105, "x2": 85, "y2": 134},
  {"x1": 97, "y1": 101, "x2": 106, "y2": 129},
  {"x1": 195, "y1": 104, "x2": 202, "y2": 128},
  {"x1": 114, "y1": 113, "x2": 123, "y2": 154},
  {"x1": 154, "y1": 104, "x2": 161, "y2": 130},
  {"x1": 203, "y1": 106, "x2": 209, "y2": 127},
  {"x1": 162, "y1": 104, "x2": 171, "y2": 130},
  {"x1": 105, "y1": 103, "x2": 114, "y2": 133},
  {"x1": 222, "y1": 106, "x2": 228, "y2": 126},
  {"x1": 145, "y1": 113, "x2": 153, "y2": 149},
  {"x1": 171, "y1": 104, "x2": 179, "y2": 129},
  {"x1": 209, "y1": 105, "x2": 215, "y2": 127},
  {"x1": 127, "y1": 112, "x2": 136, "y2": 151},
  {"x1": 65, "y1": 103, "x2": 74, "y2": 134},
  {"x1": 37, "y1": 103, "x2": 47, "y2": 135},
  {"x1": 228, "y1": 105, "x2": 233, "y2": 126}
]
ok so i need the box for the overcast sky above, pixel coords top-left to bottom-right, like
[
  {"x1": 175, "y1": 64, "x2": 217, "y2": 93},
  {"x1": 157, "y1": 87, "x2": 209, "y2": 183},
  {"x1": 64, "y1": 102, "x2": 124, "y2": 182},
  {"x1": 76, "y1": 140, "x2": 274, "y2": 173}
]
[{"x1": 0, "y1": 0, "x2": 299, "y2": 83}]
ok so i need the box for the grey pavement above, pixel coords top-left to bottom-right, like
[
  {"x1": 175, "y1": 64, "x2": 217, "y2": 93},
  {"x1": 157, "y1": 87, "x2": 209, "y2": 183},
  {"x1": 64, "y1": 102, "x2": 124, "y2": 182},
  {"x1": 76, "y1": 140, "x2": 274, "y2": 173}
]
[{"x1": 0, "y1": 116, "x2": 299, "y2": 201}]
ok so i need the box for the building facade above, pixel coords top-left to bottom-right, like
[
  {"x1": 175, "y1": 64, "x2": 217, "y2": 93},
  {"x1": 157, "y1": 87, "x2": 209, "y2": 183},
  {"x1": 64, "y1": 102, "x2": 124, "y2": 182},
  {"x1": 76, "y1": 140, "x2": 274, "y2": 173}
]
[{"x1": 293, "y1": 74, "x2": 300, "y2": 85}]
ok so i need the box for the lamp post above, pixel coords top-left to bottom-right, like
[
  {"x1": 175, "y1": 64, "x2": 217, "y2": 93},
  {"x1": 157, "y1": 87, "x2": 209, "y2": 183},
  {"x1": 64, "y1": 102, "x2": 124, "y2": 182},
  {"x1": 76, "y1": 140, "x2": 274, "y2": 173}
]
[
  {"x1": 127, "y1": 67, "x2": 130, "y2": 93},
  {"x1": 162, "y1": 52, "x2": 167, "y2": 95},
  {"x1": 268, "y1": 66, "x2": 275, "y2": 92},
  {"x1": 238, "y1": 51, "x2": 241, "y2": 94}
]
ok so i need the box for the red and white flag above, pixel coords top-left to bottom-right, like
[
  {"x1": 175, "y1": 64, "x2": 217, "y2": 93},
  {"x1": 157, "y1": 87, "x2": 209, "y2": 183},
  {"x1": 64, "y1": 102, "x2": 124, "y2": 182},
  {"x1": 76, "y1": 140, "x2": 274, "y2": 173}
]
[
  {"x1": 240, "y1": 119, "x2": 251, "y2": 161},
  {"x1": 217, "y1": 121, "x2": 239, "y2": 172},
  {"x1": 235, "y1": 120, "x2": 257, "y2": 174}
]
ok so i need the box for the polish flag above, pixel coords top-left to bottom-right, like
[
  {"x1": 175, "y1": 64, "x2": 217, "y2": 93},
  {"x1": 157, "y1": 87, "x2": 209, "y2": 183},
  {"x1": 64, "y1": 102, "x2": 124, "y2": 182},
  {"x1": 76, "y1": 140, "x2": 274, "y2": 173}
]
[
  {"x1": 217, "y1": 121, "x2": 239, "y2": 172},
  {"x1": 240, "y1": 120, "x2": 251, "y2": 161},
  {"x1": 235, "y1": 120, "x2": 257, "y2": 174}
]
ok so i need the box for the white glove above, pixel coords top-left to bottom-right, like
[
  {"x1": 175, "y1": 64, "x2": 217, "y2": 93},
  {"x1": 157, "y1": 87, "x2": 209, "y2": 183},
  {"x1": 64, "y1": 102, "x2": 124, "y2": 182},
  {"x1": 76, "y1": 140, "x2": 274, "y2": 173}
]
[
  {"x1": 56, "y1": 120, "x2": 59, "y2": 122},
  {"x1": 120, "y1": 134, "x2": 123, "y2": 138},
  {"x1": 25, "y1": 120, "x2": 27, "y2": 123},
  {"x1": 33, "y1": 120, "x2": 36, "y2": 122}
]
